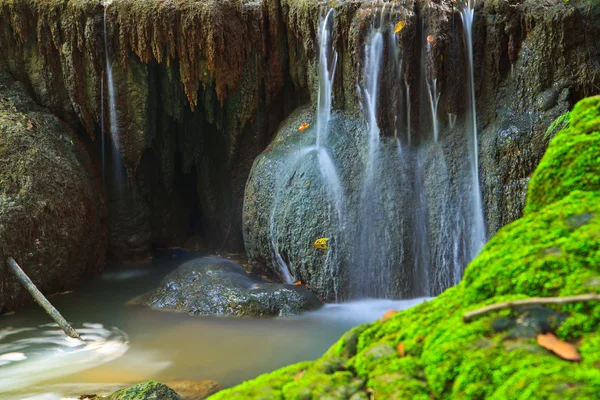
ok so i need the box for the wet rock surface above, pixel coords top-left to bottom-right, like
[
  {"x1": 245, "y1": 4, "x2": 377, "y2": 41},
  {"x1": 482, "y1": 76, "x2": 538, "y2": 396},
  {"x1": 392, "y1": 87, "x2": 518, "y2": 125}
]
[
  {"x1": 0, "y1": 72, "x2": 107, "y2": 311},
  {"x1": 134, "y1": 258, "x2": 322, "y2": 317}
]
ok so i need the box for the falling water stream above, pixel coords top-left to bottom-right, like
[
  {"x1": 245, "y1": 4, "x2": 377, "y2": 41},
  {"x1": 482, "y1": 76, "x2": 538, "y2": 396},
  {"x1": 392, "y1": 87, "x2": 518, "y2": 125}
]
[
  {"x1": 460, "y1": 0, "x2": 486, "y2": 258},
  {"x1": 103, "y1": 1, "x2": 124, "y2": 191},
  {"x1": 268, "y1": 7, "x2": 343, "y2": 287}
]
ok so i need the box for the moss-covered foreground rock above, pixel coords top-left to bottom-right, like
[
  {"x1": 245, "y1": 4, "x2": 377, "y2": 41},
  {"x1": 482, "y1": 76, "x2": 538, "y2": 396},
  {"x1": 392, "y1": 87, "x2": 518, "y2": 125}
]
[
  {"x1": 210, "y1": 96, "x2": 600, "y2": 399},
  {"x1": 103, "y1": 380, "x2": 182, "y2": 400}
]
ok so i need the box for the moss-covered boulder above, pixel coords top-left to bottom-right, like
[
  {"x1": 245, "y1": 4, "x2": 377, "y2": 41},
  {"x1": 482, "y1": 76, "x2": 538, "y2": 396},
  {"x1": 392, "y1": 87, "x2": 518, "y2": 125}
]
[
  {"x1": 133, "y1": 257, "x2": 322, "y2": 317},
  {"x1": 0, "y1": 72, "x2": 107, "y2": 311},
  {"x1": 210, "y1": 96, "x2": 600, "y2": 399},
  {"x1": 104, "y1": 380, "x2": 182, "y2": 400}
]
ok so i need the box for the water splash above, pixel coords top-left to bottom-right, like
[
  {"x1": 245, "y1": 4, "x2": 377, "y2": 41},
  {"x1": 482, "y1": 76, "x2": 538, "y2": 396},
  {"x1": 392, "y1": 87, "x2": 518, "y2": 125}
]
[{"x1": 460, "y1": 0, "x2": 486, "y2": 261}]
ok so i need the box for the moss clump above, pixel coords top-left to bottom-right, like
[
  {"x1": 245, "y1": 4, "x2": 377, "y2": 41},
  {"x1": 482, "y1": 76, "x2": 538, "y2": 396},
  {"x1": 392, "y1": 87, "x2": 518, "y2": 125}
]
[
  {"x1": 209, "y1": 96, "x2": 600, "y2": 399},
  {"x1": 526, "y1": 97, "x2": 600, "y2": 213},
  {"x1": 105, "y1": 380, "x2": 182, "y2": 400}
]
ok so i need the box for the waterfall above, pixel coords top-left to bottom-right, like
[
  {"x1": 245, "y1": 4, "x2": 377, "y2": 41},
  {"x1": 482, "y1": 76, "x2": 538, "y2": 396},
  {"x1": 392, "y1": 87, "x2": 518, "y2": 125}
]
[
  {"x1": 103, "y1": 1, "x2": 124, "y2": 191},
  {"x1": 316, "y1": 9, "x2": 338, "y2": 151},
  {"x1": 267, "y1": 8, "x2": 343, "y2": 289},
  {"x1": 460, "y1": 0, "x2": 486, "y2": 261}
]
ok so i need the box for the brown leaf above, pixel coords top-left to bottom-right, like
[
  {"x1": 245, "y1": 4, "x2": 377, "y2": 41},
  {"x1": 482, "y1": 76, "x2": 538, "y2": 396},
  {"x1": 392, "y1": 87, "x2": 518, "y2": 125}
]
[
  {"x1": 381, "y1": 309, "x2": 398, "y2": 321},
  {"x1": 397, "y1": 342, "x2": 406, "y2": 357},
  {"x1": 293, "y1": 281, "x2": 302, "y2": 286},
  {"x1": 298, "y1": 123, "x2": 310, "y2": 131},
  {"x1": 427, "y1": 35, "x2": 434, "y2": 43},
  {"x1": 294, "y1": 370, "x2": 306, "y2": 381},
  {"x1": 536, "y1": 332, "x2": 581, "y2": 362}
]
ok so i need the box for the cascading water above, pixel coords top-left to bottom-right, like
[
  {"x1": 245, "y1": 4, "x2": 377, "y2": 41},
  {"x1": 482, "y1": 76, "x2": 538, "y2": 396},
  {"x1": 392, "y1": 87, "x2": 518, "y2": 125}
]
[
  {"x1": 353, "y1": 3, "x2": 409, "y2": 299},
  {"x1": 460, "y1": 0, "x2": 486, "y2": 259},
  {"x1": 103, "y1": 0, "x2": 124, "y2": 191},
  {"x1": 268, "y1": 8, "x2": 343, "y2": 289}
]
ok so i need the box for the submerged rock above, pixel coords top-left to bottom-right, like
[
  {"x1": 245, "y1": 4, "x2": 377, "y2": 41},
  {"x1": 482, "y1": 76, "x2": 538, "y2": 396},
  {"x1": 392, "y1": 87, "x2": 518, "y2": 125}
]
[
  {"x1": 165, "y1": 380, "x2": 221, "y2": 400},
  {"x1": 0, "y1": 73, "x2": 107, "y2": 311},
  {"x1": 209, "y1": 96, "x2": 600, "y2": 399},
  {"x1": 134, "y1": 258, "x2": 322, "y2": 317}
]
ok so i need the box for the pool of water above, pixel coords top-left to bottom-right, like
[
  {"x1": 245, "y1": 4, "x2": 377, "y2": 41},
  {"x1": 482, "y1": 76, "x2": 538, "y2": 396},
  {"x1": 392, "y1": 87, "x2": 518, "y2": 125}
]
[{"x1": 0, "y1": 256, "x2": 430, "y2": 399}]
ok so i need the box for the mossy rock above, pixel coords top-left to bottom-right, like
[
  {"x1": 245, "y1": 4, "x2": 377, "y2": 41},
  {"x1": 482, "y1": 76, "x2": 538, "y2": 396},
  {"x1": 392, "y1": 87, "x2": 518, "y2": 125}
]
[
  {"x1": 105, "y1": 380, "x2": 182, "y2": 400},
  {"x1": 209, "y1": 96, "x2": 600, "y2": 399}
]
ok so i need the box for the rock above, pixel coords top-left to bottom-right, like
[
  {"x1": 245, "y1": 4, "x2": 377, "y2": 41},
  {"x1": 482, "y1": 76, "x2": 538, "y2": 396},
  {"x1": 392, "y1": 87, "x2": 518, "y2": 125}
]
[
  {"x1": 134, "y1": 258, "x2": 322, "y2": 317},
  {"x1": 104, "y1": 381, "x2": 182, "y2": 400},
  {"x1": 165, "y1": 380, "x2": 221, "y2": 400},
  {"x1": 0, "y1": 73, "x2": 107, "y2": 312}
]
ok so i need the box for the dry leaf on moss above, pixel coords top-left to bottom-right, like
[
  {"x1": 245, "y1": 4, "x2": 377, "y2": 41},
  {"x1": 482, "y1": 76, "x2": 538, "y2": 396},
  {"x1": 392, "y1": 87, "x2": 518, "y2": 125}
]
[
  {"x1": 536, "y1": 332, "x2": 581, "y2": 362},
  {"x1": 381, "y1": 309, "x2": 397, "y2": 321},
  {"x1": 397, "y1": 342, "x2": 406, "y2": 357}
]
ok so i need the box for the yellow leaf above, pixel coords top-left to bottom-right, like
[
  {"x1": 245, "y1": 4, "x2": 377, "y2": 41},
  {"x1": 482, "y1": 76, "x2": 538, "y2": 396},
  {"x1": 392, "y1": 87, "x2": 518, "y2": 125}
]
[
  {"x1": 427, "y1": 35, "x2": 435, "y2": 43},
  {"x1": 394, "y1": 21, "x2": 406, "y2": 34},
  {"x1": 298, "y1": 123, "x2": 310, "y2": 131},
  {"x1": 313, "y1": 237, "x2": 329, "y2": 249},
  {"x1": 536, "y1": 332, "x2": 581, "y2": 362},
  {"x1": 293, "y1": 281, "x2": 302, "y2": 286}
]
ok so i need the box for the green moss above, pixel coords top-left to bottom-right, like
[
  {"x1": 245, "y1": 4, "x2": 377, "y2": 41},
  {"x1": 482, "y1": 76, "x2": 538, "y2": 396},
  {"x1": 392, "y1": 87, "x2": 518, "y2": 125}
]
[
  {"x1": 207, "y1": 96, "x2": 600, "y2": 399},
  {"x1": 526, "y1": 96, "x2": 600, "y2": 213},
  {"x1": 106, "y1": 380, "x2": 182, "y2": 400}
]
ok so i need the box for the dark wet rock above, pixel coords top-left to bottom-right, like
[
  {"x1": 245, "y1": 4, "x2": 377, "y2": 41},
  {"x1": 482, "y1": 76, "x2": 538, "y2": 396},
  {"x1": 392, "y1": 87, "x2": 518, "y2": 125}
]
[
  {"x1": 493, "y1": 306, "x2": 569, "y2": 339},
  {"x1": 104, "y1": 380, "x2": 182, "y2": 400},
  {"x1": 134, "y1": 258, "x2": 322, "y2": 317},
  {"x1": 0, "y1": 73, "x2": 107, "y2": 312}
]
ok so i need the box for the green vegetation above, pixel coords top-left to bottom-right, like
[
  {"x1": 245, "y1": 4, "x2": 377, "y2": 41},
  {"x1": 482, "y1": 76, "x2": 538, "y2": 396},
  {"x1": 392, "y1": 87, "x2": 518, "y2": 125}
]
[{"x1": 209, "y1": 96, "x2": 600, "y2": 399}]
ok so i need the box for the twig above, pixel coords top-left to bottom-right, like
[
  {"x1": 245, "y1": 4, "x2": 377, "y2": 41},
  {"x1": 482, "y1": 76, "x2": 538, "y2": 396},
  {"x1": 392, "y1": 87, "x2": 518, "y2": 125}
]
[
  {"x1": 463, "y1": 293, "x2": 600, "y2": 323},
  {"x1": 6, "y1": 257, "x2": 82, "y2": 340}
]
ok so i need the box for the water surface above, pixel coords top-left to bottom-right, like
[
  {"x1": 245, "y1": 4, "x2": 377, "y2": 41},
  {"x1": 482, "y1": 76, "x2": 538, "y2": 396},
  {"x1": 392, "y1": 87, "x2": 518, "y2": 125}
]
[{"x1": 0, "y1": 256, "x2": 429, "y2": 399}]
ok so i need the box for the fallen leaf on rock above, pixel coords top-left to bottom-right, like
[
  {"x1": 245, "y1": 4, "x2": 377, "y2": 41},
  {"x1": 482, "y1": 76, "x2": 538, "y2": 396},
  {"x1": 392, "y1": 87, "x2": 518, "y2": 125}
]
[
  {"x1": 313, "y1": 237, "x2": 329, "y2": 249},
  {"x1": 293, "y1": 281, "x2": 302, "y2": 286},
  {"x1": 394, "y1": 21, "x2": 407, "y2": 33},
  {"x1": 536, "y1": 332, "x2": 581, "y2": 361},
  {"x1": 427, "y1": 35, "x2": 434, "y2": 43},
  {"x1": 264, "y1": 147, "x2": 271, "y2": 152},
  {"x1": 381, "y1": 309, "x2": 398, "y2": 321},
  {"x1": 397, "y1": 342, "x2": 406, "y2": 357},
  {"x1": 298, "y1": 123, "x2": 310, "y2": 131}
]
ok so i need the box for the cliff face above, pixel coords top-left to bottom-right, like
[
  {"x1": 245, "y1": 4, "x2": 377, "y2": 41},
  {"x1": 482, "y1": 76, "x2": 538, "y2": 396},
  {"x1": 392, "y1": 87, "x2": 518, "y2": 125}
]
[
  {"x1": 0, "y1": 0, "x2": 598, "y2": 286},
  {"x1": 0, "y1": 0, "x2": 308, "y2": 261}
]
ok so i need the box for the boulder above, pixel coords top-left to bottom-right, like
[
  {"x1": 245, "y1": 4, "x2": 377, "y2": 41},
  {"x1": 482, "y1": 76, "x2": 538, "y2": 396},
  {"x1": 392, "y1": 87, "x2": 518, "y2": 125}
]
[
  {"x1": 0, "y1": 73, "x2": 107, "y2": 311},
  {"x1": 134, "y1": 258, "x2": 322, "y2": 317}
]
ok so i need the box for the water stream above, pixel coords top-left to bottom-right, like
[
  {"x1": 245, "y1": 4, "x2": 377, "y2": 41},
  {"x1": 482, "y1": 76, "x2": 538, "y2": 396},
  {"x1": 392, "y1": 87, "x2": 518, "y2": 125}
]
[{"x1": 0, "y1": 256, "x2": 429, "y2": 399}]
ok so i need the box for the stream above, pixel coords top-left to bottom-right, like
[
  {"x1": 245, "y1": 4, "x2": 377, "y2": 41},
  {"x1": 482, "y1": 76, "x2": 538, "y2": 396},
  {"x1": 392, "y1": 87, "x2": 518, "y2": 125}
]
[{"x1": 0, "y1": 256, "x2": 429, "y2": 399}]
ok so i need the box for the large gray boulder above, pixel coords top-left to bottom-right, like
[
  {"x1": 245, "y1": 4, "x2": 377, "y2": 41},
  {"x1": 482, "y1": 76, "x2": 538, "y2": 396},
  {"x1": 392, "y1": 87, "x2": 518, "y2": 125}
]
[
  {"x1": 0, "y1": 73, "x2": 107, "y2": 311},
  {"x1": 134, "y1": 257, "x2": 322, "y2": 317}
]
